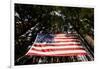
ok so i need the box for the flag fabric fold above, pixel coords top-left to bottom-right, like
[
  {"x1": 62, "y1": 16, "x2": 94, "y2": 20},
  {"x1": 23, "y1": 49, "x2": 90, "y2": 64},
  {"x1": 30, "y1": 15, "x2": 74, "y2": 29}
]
[{"x1": 26, "y1": 33, "x2": 87, "y2": 56}]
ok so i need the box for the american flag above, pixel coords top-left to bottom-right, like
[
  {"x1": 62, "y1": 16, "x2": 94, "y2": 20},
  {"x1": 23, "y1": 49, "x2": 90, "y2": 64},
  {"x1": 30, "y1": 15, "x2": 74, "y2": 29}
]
[{"x1": 26, "y1": 33, "x2": 87, "y2": 56}]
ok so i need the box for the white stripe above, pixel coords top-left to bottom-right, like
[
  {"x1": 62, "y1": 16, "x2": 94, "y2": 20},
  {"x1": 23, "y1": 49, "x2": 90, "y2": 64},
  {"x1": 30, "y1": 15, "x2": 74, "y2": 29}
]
[
  {"x1": 32, "y1": 46, "x2": 83, "y2": 50},
  {"x1": 55, "y1": 36, "x2": 66, "y2": 37},
  {"x1": 28, "y1": 50, "x2": 86, "y2": 55},
  {"x1": 34, "y1": 42, "x2": 80, "y2": 45},
  {"x1": 55, "y1": 34, "x2": 66, "y2": 37},
  {"x1": 54, "y1": 39, "x2": 79, "y2": 41}
]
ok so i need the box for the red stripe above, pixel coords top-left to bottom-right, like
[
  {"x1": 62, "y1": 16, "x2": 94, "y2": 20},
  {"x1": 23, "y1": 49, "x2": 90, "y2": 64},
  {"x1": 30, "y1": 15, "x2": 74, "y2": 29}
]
[
  {"x1": 54, "y1": 40, "x2": 80, "y2": 42},
  {"x1": 54, "y1": 38, "x2": 78, "y2": 39},
  {"x1": 54, "y1": 38, "x2": 79, "y2": 40},
  {"x1": 55, "y1": 33, "x2": 77, "y2": 34},
  {"x1": 31, "y1": 48, "x2": 85, "y2": 52},
  {"x1": 33, "y1": 44, "x2": 81, "y2": 46},
  {"x1": 27, "y1": 53, "x2": 87, "y2": 56},
  {"x1": 43, "y1": 39, "x2": 80, "y2": 42},
  {"x1": 54, "y1": 39, "x2": 80, "y2": 41},
  {"x1": 55, "y1": 33, "x2": 66, "y2": 34},
  {"x1": 55, "y1": 34, "x2": 77, "y2": 37}
]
